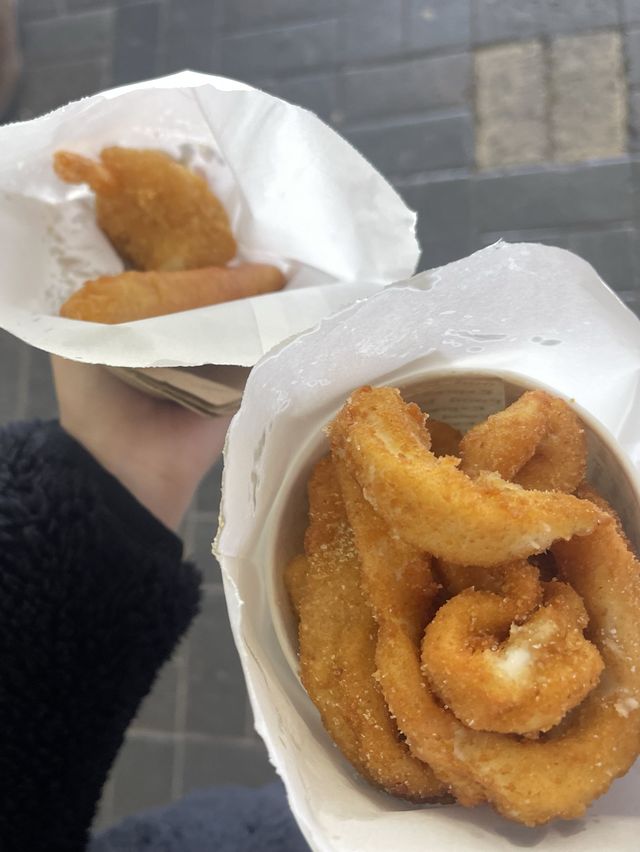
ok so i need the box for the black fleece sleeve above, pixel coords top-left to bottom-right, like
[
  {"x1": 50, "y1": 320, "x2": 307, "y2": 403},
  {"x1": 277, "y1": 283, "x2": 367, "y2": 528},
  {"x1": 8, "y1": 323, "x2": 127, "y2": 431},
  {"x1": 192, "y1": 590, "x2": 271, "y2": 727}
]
[{"x1": 0, "y1": 420, "x2": 201, "y2": 852}]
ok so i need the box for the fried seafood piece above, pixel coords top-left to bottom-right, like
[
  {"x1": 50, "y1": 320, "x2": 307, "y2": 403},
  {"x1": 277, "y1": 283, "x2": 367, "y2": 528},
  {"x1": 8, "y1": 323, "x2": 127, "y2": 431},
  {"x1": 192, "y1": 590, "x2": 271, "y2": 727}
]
[
  {"x1": 460, "y1": 390, "x2": 587, "y2": 494},
  {"x1": 460, "y1": 390, "x2": 551, "y2": 480},
  {"x1": 335, "y1": 460, "x2": 483, "y2": 806},
  {"x1": 329, "y1": 386, "x2": 602, "y2": 567},
  {"x1": 449, "y1": 488, "x2": 640, "y2": 826},
  {"x1": 433, "y1": 558, "x2": 541, "y2": 605},
  {"x1": 422, "y1": 569, "x2": 604, "y2": 735},
  {"x1": 298, "y1": 457, "x2": 446, "y2": 803},
  {"x1": 514, "y1": 396, "x2": 587, "y2": 493},
  {"x1": 54, "y1": 147, "x2": 237, "y2": 271},
  {"x1": 283, "y1": 553, "x2": 309, "y2": 618},
  {"x1": 59, "y1": 263, "x2": 285, "y2": 323},
  {"x1": 425, "y1": 418, "x2": 462, "y2": 458}
]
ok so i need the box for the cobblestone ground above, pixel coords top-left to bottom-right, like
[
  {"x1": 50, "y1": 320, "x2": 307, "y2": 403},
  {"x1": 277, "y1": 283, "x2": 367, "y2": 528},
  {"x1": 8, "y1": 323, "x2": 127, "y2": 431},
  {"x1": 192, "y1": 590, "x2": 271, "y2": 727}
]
[{"x1": 2, "y1": 0, "x2": 639, "y2": 830}]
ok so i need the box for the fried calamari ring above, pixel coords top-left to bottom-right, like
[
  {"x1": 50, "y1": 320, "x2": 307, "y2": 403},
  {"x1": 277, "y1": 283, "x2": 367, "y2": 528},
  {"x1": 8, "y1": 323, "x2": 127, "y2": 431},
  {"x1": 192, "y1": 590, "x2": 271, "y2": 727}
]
[
  {"x1": 434, "y1": 558, "x2": 541, "y2": 602},
  {"x1": 335, "y1": 460, "x2": 483, "y2": 806},
  {"x1": 422, "y1": 573, "x2": 604, "y2": 735},
  {"x1": 460, "y1": 391, "x2": 550, "y2": 480},
  {"x1": 449, "y1": 492, "x2": 640, "y2": 825},
  {"x1": 329, "y1": 386, "x2": 602, "y2": 567},
  {"x1": 460, "y1": 390, "x2": 587, "y2": 494},
  {"x1": 298, "y1": 457, "x2": 446, "y2": 802},
  {"x1": 283, "y1": 553, "x2": 309, "y2": 618},
  {"x1": 514, "y1": 396, "x2": 587, "y2": 493}
]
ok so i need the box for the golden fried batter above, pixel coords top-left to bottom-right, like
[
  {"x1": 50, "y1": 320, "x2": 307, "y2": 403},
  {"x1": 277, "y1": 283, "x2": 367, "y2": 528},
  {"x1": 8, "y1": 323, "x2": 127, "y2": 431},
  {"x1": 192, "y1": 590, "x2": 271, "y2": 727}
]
[
  {"x1": 298, "y1": 457, "x2": 445, "y2": 802},
  {"x1": 514, "y1": 396, "x2": 587, "y2": 493},
  {"x1": 59, "y1": 263, "x2": 285, "y2": 324},
  {"x1": 460, "y1": 390, "x2": 550, "y2": 479},
  {"x1": 335, "y1": 459, "x2": 482, "y2": 806},
  {"x1": 451, "y1": 500, "x2": 640, "y2": 826},
  {"x1": 329, "y1": 386, "x2": 602, "y2": 567},
  {"x1": 283, "y1": 554, "x2": 309, "y2": 618},
  {"x1": 54, "y1": 147, "x2": 237, "y2": 271},
  {"x1": 422, "y1": 575, "x2": 603, "y2": 736}
]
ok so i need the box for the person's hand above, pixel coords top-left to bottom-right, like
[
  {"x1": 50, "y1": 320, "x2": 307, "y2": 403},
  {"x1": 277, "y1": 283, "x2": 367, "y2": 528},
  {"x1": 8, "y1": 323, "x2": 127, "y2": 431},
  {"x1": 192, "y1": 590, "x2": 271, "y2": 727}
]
[{"x1": 52, "y1": 356, "x2": 231, "y2": 531}]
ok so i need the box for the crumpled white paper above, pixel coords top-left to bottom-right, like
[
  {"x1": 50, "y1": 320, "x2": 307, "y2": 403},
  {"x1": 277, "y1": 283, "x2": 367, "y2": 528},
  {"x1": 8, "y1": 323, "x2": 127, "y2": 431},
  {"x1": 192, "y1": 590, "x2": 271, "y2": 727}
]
[
  {"x1": 216, "y1": 242, "x2": 640, "y2": 852},
  {"x1": 0, "y1": 71, "x2": 418, "y2": 367}
]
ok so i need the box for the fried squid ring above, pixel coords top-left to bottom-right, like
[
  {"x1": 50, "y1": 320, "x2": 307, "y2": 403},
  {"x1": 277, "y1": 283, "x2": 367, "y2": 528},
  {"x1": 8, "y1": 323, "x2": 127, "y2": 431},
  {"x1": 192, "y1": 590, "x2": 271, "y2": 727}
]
[
  {"x1": 460, "y1": 391, "x2": 551, "y2": 480},
  {"x1": 449, "y1": 491, "x2": 640, "y2": 825},
  {"x1": 335, "y1": 460, "x2": 484, "y2": 806},
  {"x1": 298, "y1": 457, "x2": 446, "y2": 803},
  {"x1": 329, "y1": 386, "x2": 602, "y2": 567},
  {"x1": 422, "y1": 573, "x2": 604, "y2": 735},
  {"x1": 460, "y1": 390, "x2": 587, "y2": 494},
  {"x1": 434, "y1": 558, "x2": 541, "y2": 603},
  {"x1": 283, "y1": 553, "x2": 309, "y2": 618},
  {"x1": 514, "y1": 396, "x2": 587, "y2": 493}
]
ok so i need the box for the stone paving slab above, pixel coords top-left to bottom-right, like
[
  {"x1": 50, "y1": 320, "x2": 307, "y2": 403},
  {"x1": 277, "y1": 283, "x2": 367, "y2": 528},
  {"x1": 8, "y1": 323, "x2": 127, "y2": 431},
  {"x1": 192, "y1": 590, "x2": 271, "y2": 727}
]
[
  {"x1": 22, "y1": 8, "x2": 114, "y2": 67},
  {"x1": 112, "y1": 1, "x2": 160, "y2": 87},
  {"x1": 407, "y1": 0, "x2": 471, "y2": 52},
  {"x1": 343, "y1": 0, "x2": 405, "y2": 63},
  {"x1": 623, "y1": 0, "x2": 640, "y2": 24},
  {"x1": 224, "y1": 0, "x2": 336, "y2": 30},
  {"x1": 348, "y1": 111, "x2": 474, "y2": 176},
  {"x1": 475, "y1": 161, "x2": 635, "y2": 230},
  {"x1": 343, "y1": 53, "x2": 471, "y2": 122},
  {"x1": 221, "y1": 17, "x2": 338, "y2": 81},
  {"x1": 550, "y1": 30, "x2": 626, "y2": 162},
  {"x1": 265, "y1": 72, "x2": 339, "y2": 123},
  {"x1": 475, "y1": 40, "x2": 548, "y2": 169},
  {"x1": 473, "y1": 0, "x2": 542, "y2": 44},
  {"x1": 159, "y1": 1, "x2": 221, "y2": 76},
  {"x1": 541, "y1": 0, "x2": 619, "y2": 33}
]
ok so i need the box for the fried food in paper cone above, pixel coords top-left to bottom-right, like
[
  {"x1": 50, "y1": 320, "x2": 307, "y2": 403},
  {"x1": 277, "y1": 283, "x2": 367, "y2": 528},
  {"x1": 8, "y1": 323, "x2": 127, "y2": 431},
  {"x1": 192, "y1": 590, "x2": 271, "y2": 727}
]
[
  {"x1": 329, "y1": 386, "x2": 602, "y2": 567},
  {"x1": 296, "y1": 457, "x2": 447, "y2": 803},
  {"x1": 54, "y1": 147, "x2": 237, "y2": 271},
  {"x1": 59, "y1": 263, "x2": 285, "y2": 323},
  {"x1": 288, "y1": 384, "x2": 640, "y2": 827}
]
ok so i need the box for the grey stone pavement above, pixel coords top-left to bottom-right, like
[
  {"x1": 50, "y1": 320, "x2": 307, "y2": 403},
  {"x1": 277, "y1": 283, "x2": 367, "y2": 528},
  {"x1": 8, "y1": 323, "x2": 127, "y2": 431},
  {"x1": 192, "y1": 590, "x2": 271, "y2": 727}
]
[{"x1": 2, "y1": 0, "x2": 640, "y2": 831}]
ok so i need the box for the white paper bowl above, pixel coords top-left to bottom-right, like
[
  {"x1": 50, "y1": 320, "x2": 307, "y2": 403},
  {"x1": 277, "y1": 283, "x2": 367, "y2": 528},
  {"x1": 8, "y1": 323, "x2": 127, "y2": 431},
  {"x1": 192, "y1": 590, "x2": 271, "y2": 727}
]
[{"x1": 216, "y1": 243, "x2": 640, "y2": 852}]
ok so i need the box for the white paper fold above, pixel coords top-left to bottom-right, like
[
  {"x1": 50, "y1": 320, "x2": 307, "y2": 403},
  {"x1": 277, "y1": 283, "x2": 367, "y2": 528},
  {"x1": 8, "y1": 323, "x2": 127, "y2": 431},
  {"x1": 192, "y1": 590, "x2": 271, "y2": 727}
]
[
  {"x1": 0, "y1": 71, "x2": 417, "y2": 367},
  {"x1": 217, "y1": 242, "x2": 640, "y2": 852}
]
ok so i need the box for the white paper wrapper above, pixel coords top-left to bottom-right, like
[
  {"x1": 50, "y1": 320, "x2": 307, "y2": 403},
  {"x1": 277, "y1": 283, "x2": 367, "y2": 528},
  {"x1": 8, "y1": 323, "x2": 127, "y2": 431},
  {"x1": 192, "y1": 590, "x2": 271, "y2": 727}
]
[
  {"x1": 216, "y1": 242, "x2": 640, "y2": 852},
  {"x1": 0, "y1": 71, "x2": 417, "y2": 367}
]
